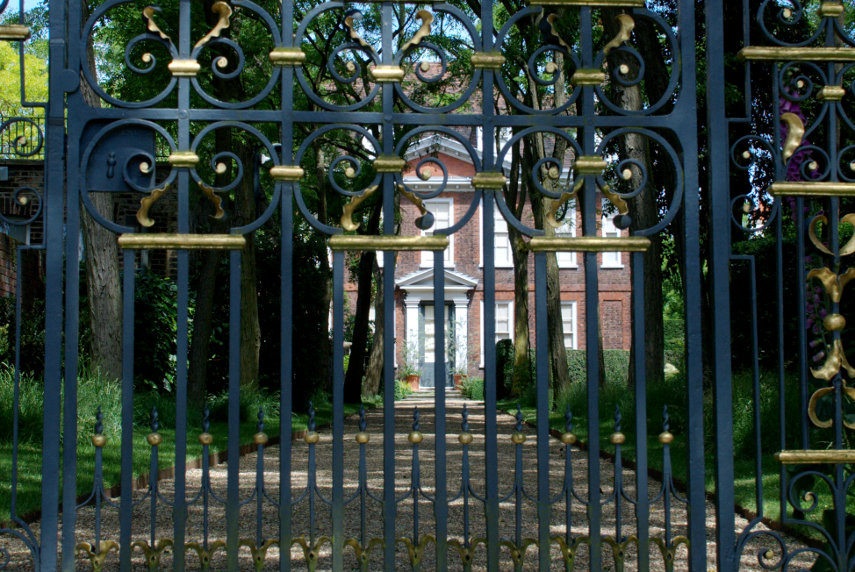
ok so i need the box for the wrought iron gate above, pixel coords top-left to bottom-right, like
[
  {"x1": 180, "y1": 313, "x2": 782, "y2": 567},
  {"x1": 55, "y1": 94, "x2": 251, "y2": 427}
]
[{"x1": 0, "y1": 0, "x2": 849, "y2": 570}]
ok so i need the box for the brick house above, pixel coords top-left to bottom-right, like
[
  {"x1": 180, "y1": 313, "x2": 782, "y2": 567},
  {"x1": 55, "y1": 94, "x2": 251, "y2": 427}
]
[{"x1": 348, "y1": 133, "x2": 633, "y2": 388}]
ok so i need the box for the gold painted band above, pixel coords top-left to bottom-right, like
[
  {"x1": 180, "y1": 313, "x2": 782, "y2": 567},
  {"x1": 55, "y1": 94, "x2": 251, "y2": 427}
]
[
  {"x1": 770, "y1": 182, "x2": 855, "y2": 197},
  {"x1": 0, "y1": 25, "x2": 31, "y2": 41},
  {"x1": 328, "y1": 235, "x2": 449, "y2": 251},
  {"x1": 775, "y1": 449, "x2": 855, "y2": 464},
  {"x1": 528, "y1": 236, "x2": 650, "y2": 252},
  {"x1": 118, "y1": 234, "x2": 246, "y2": 250},
  {"x1": 739, "y1": 47, "x2": 855, "y2": 62}
]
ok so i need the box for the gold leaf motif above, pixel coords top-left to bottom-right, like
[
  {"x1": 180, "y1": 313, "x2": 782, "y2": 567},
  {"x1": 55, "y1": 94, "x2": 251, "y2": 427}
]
[
  {"x1": 397, "y1": 184, "x2": 428, "y2": 217},
  {"x1": 238, "y1": 539, "x2": 278, "y2": 572},
  {"x1": 340, "y1": 185, "x2": 379, "y2": 231},
  {"x1": 602, "y1": 535, "x2": 639, "y2": 567},
  {"x1": 401, "y1": 10, "x2": 434, "y2": 53},
  {"x1": 137, "y1": 183, "x2": 171, "y2": 228},
  {"x1": 396, "y1": 535, "x2": 436, "y2": 568},
  {"x1": 547, "y1": 179, "x2": 583, "y2": 228},
  {"x1": 344, "y1": 14, "x2": 372, "y2": 51},
  {"x1": 839, "y1": 213, "x2": 855, "y2": 256},
  {"x1": 75, "y1": 541, "x2": 120, "y2": 572},
  {"x1": 807, "y1": 266, "x2": 855, "y2": 303},
  {"x1": 131, "y1": 539, "x2": 173, "y2": 572},
  {"x1": 810, "y1": 338, "x2": 855, "y2": 381},
  {"x1": 198, "y1": 181, "x2": 225, "y2": 220},
  {"x1": 551, "y1": 535, "x2": 589, "y2": 567},
  {"x1": 344, "y1": 538, "x2": 384, "y2": 571},
  {"x1": 185, "y1": 540, "x2": 226, "y2": 571},
  {"x1": 808, "y1": 215, "x2": 834, "y2": 256},
  {"x1": 603, "y1": 13, "x2": 635, "y2": 55},
  {"x1": 142, "y1": 7, "x2": 172, "y2": 43},
  {"x1": 781, "y1": 112, "x2": 805, "y2": 164},
  {"x1": 600, "y1": 182, "x2": 630, "y2": 217},
  {"x1": 195, "y1": 1, "x2": 232, "y2": 49},
  {"x1": 651, "y1": 535, "x2": 690, "y2": 566},
  {"x1": 545, "y1": 13, "x2": 571, "y2": 51}
]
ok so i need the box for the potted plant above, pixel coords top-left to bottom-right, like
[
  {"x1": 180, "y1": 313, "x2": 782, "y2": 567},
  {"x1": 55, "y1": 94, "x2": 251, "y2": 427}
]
[
  {"x1": 452, "y1": 365, "x2": 467, "y2": 389},
  {"x1": 399, "y1": 342, "x2": 421, "y2": 390}
]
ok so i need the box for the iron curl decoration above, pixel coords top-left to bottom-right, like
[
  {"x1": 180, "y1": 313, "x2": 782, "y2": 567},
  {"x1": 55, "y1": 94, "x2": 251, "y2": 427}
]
[
  {"x1": 728, "y1": 133, "x2": 777, "y2": 235},
  {"x1": 81, "y1": 0, "x2": 177, "y2": 108},
  {"x1": 190, "y1": 0, "x2": 282, "y2": 109},
  {"x1": 836, "y1": 144, "x2": 855, "y2": 182},
  {"x1": 394, "y1": 4, "x2": 481, "y2": 114},
  {"x1": 0, "y1": 528, "x2": 39, "y2": 571},
  {"x1": 0, "y1": 117, "x2": 43, "y2": 158},
  {"x1": 394, "y1": 126, "x2": 482, "y2": 234},
  {"x1": 596, "y1": 127, "x2": 684, "y2": 237},
  {"x1": 778, "y1": 61, "x2": 826, "y2": 105},
  {"x1": 595, "y1": 9, "x2": 680, "y2": 116},
  {"x1": 295, "y1": 2, "x2": 381, "y2": 113},
  {"x1": 292, "y1": 124, "x2": 381, "y2": 236},
  {"x1": 756, "y1": 0, "x2": 831, "y2": 48},
  {"x1": 493, "y1": 6, "x2": 581, "y2": 116},
  {"x1": 190, "y1": 121, "x2": 282, "y2": 235},
  {"x1": 0, "y1": 186, "x2": 42, "y2": 228},
  {"x1": 493, "y1": 126, "x2": 582, "y2": 237},
  {"x1": 78, "y1": 119, "x2": 176, "y2": 234}
]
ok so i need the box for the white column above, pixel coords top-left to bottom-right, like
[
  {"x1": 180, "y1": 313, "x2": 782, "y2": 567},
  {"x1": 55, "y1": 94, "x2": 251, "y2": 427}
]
[
  {"x1": 452, "y1": 298, "x2": 468, "y2": 371},
  {"x1": 405, "y1": 299, "x2": 420, "y2": 358}
]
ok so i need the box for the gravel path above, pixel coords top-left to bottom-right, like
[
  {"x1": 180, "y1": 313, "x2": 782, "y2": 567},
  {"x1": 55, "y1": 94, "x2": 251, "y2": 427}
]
[{"x1": 2, "y1": 392, "x2": 814, "y2": 570}]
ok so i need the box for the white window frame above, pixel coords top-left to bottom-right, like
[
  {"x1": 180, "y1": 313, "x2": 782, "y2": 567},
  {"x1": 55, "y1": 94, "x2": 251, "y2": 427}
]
[
  {"x1": 480, "y1": 299, "x2": 514, "y2": 367},
  {"x1": 556, "y1": 203, "x2": 577, "y2": 268},
  {"x1": 481, "y1": 200, "x2": 514, "y2": 268},
  {"x1": 421, "y1": 198, "x2": 454, "y2": 268},
  {"x1": 601, "y1": 200, "x2": 624, "y2": 268},
  {"x1": 560, "y1": 301, "x2": 578, "y2": 350}
]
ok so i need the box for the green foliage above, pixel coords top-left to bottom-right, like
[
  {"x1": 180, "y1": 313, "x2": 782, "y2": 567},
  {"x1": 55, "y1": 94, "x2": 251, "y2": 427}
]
[
  {"x1": 0, "y1": 39, "x2": 47, "y2": 117},
  {"x1": 566, "y1": 349, "x2": 630, "y2": 385},
  {"x1": 394, "y1": 379, "x2": 414, "y2": 401},
  {"x1": 0, "y1": 364, "x2": 42, "y2": 441},
  {"x1": 460, "y1": 376, "x2": 485, "y2": 401},
  {"x1": 134, "y1": 270, "x2": 179, "y2": 392},
  {"x1": 0, "y1": 297, "x2": 45, "y2": 375},
  {"x1": 495, "y1": 339, "x2": 514, "y2": 398}
]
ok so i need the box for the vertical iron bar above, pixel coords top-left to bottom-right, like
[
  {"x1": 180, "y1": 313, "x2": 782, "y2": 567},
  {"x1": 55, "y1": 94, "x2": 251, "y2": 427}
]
[
  {"x1": 479, "y1": 0, "x2": 499, "y2": 563},
  {"x1": 481, "y1": 193, "x2": 499, "y2": 569},
  {"x1": 381, "y1": 0, "x2": 397, "y2": 565},
  {"x1": 630, "y1": 252, "x2": 649, "y2": 571},
  {"x1": 60, "y1": 120, "x2": 82, "y2": 570},
  {"x1": 677, "y1": 1, "x2": 707, "y2": 567},
  {"x1": 119, "y1": 250, "x2": 136, "y2": 569},
  {"x1": 42, "y1": 8, "x2": 64, "y2": 552},
  {"x1": 173, "y1": 0, "x2": 192, "y2": 567},
  {"x1": 433, "y1": 250, "x2": 448, "y2": 569},
  {"x1": 279, "y1": 180, "x2": 294, "y2": 571},
  {"x1": 704, "y1": 0, "x2": 735, "y2": 566},
  {"x1": 227, "y1": 250, "x2": 242, "y2": 568},
  {"x1": 578, "y1": 7, "x2": 602, "y2": 568},
  {"x1": 382, "y1": 246, "x2": 396, "y2": 569},
  {"x1": 279, "y1": 0, "x2": 296, "y2": 562},
  {"x1": 332, "y1": 249, "x2": 345, "y2": 571},
  {"x1": 533, "y1": 252, "x2": 550, "y2": 568},
  {"x1": 795, "y1": 196, "x2": 808, "y2": 450}
]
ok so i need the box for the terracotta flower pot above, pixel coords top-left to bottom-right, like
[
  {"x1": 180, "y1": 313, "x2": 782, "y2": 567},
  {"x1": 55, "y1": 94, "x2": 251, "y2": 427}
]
[
  {"x1": 406, "y1": 374, "x2": 420, "y2": 390},
  {"x1": 453, "y1": 374, "x2": 465, "y2": 389}
]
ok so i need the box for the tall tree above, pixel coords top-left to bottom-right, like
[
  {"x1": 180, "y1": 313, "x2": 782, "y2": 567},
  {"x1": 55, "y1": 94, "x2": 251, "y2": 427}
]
[{"x1": 80, "y1": 0, "x2": 122, "y2": 382}]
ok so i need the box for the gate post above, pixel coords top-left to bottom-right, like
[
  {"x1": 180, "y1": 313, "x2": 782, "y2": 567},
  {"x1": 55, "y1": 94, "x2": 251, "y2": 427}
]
[
  {"x1": 40, "y1": 0, "x2": 70, "y2": 568},
  {"x1": 704, "y1": 0, "x2": 737, "y2": 569}
]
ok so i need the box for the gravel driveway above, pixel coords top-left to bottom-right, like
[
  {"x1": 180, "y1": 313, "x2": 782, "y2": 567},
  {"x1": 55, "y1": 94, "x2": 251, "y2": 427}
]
[{"x1": 2, "y1": 392, "x2": 815, "y2": 570}]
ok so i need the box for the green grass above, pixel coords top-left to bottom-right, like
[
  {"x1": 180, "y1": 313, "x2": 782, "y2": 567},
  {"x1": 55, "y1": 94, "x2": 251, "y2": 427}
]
[
  {"x1": 498, "y1": 367, "x2": 855, "y2": 541},
  {"x1": 0, "y1": 365, "x2": 364, "y2": 522}
]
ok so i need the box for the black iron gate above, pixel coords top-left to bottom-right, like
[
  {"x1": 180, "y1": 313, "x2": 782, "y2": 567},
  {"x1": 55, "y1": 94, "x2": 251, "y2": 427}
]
[{"x1": 0, "y1": 0, "x2": 850, "y2": 569}]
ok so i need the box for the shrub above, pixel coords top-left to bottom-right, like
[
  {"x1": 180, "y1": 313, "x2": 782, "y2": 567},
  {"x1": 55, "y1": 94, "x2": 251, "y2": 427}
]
[
  {"x1": 567, "y1": 349, "x2": 630, "y2": 385},
  {"x1": 0, "y1": 297, "x2": 45, "y2": 376},
  {"x1": 394, "y1": 379, "x2": 413, "y2": 401},
  {"x1": 461, "y1": 376, "x2": 484, "y2": 401}
]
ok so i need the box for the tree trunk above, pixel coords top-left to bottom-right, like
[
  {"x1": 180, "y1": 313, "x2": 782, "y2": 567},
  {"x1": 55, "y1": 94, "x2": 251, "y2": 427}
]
[
  {"x1": 362, "y1": 262, "x2": 384, "y2": 397},
  {"x1": 603, "y1": 9, "x2": 664, "y2": 387},
  {"x1": 236, "y1": 144, "x2": 260, "y2": 391},
  {"x1": 508, "y1": 229, "x2": 531, "y2": 397},
  {"x1": 79, "y1": 0, "x2": 122, "y2": 382},
  {"x1": 344, "y1": 201, "x2": 381, "y2": 402}
]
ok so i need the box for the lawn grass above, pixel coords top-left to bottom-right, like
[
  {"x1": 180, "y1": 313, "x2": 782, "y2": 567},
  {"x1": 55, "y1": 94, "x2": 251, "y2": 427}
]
[
  {"x1": 496, "y1": 368, "x2": 855, "y2": 543},
  {"x1": 0, "y1": 364, "x2": 364, "y2": 522}
]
